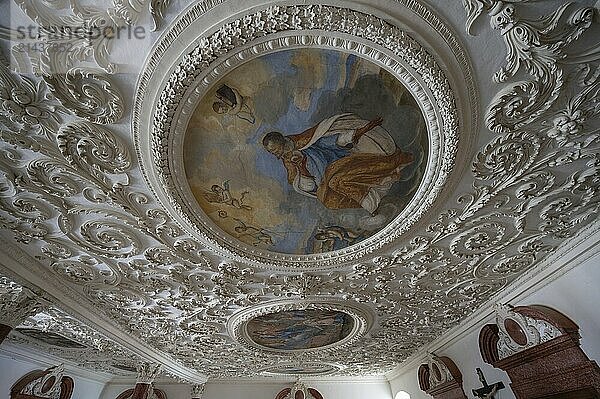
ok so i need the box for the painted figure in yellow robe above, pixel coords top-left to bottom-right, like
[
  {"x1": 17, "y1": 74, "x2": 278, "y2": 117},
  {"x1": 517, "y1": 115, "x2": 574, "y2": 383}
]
[{"x1": 262, "y1": 113, "x2": 414, "y2": 214}]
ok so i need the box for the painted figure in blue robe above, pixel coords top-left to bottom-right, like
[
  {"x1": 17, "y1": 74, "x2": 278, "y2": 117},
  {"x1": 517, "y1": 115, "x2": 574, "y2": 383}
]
[{"x1": 262, "y1": 113, "x2": 414, "y2": 214}]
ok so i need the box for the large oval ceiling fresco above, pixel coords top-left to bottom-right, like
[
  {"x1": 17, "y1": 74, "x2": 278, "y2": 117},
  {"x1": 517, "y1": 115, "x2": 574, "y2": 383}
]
[{"x1": 183, "y1": 48, "x2": 428, "y2": 255}]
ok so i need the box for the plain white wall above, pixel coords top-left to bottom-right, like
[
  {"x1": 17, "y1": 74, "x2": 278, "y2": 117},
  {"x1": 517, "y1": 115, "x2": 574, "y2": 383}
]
[
  {"x1": 204, "y1": 382, "x2": 285, "y2": 399},
  {"x1": 197, "y1": 380, "x2": 392, "y2": 399},
  {"x1": 389, "y1": 250, "x2": 600, "y2": 399},
  {"x1": 99, "y1": 382, "x2": 192, "y2": 399},
  {"x1": 99, "y1": 380, "x2": 393, "y2": 399},
  {"x1": 0, "y1": 351, "x2": 107, "y2": 399},
  {"x1": 309, "y1": 381, "x2": 393, "y2": 399},
  {"x1": 98, "y1": 382, "x2": 132, "y2": 399}
]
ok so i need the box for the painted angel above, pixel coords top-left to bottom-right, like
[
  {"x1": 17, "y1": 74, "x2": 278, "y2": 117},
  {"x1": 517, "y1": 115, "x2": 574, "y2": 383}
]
[
  {"x1": 212, "y1": 84, "x2": 256, "y2": 124},
  {"x1": 203, "y1": 180, "x2": 252, "y2": 211}
]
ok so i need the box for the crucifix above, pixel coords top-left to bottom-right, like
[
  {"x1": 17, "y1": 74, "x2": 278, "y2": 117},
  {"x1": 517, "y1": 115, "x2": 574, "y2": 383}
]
[{"x1": 472, "y1": 368, "x2": 505, "y2": 399}]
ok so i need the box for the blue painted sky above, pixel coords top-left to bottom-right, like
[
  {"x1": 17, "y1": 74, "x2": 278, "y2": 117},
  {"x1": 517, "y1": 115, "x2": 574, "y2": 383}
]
[{"x1": 249, "y1": 50, "x2": 357, "y2": 253}]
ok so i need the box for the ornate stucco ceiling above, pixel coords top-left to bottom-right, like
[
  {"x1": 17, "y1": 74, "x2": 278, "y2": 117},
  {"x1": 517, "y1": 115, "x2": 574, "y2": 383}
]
[{"x1": 0, "y1": 0, "x2": 599, "y2": 384}]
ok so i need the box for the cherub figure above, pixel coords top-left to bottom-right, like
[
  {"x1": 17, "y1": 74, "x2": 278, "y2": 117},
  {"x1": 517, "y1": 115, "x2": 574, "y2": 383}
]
[
  {"x1": 232, "y1": 218, "x2": 273, "y2": 246},
  {"x1": 312, "y1": 225, "x2": 364, "y2": 253},
  {"x1": 203, "y1": 180, "x2": 252, "y2": 211},
  {"x1": 212, "y1": 84, "x2": 256, "y2": 124}
]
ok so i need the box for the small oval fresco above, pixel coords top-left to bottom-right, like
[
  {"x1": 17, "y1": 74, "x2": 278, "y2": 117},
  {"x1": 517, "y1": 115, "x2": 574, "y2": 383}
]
[
  {"x1": 15, "y1": 328, "x2": 87, "y2": 349},
  {"x1": 246, "y1": 309, "x2": 354, "y2": 351},
  {"x1": 264, "y1": 364, "x2": 338, "y2": 376},
  {"x1": 183, "y1": 48, "x2": 428, "y2": 255}
]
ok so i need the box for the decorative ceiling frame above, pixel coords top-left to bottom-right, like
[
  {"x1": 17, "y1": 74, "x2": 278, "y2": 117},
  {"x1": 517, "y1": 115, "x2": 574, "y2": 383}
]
[
  {"x1": 258, "y1": 362, "x2": 346, "y2": 377},
  {"x1": 137, "y1": 4, "x2": 467, "y2": 269},
  {"x1": 0, "y1": 0, "x2": 597, "y2": 383},
  {"x1": 226, "y1": 298, "x2": 374, "y2": 354}
]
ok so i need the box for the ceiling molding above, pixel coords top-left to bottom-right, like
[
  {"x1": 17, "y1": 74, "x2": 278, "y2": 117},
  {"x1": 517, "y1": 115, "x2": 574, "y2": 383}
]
[{"x1": 206, "y1": 375, "x2": 391, "y2": 385}]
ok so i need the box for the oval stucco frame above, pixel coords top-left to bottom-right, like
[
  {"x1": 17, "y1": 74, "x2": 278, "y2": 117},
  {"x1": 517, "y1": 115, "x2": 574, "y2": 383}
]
[{"x1": 133, "y1": 1, "x2": 478, "y2": 270}]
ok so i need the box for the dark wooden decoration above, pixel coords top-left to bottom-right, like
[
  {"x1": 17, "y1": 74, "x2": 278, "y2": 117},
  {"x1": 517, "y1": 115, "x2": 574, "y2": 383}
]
[
  {"x1": 274, "y1": 382, "x2": 324, "y2": 399},
  {"x1": 116, "y1": 389, "x2": 135, "y2": 399},
  {"x1": 275, "y1": 389, "x2": 292, "y2": 399},
  {"x1": 10, "y1": 365, "x2": 74, "y2": 399},
  {"x1": 479, "y1": 324, "x2": 500, "y2": 364},
  {"x1": 0, "y1": 323, "x2": 13, "y2": 345},
  {"x1": 418, "y1": 364, "x2": 431, "y2": 391},
  {"x1": 479, "y1": 304, "x2": 600, "y2": 399},
  {"x1": 131, "y1": 384, "x2": 151, "y2": 399},
  {"x1": 418, "y1": 355, "x2": 467, "y2": 399},
  {"x1": 307, "y1": 388, "x2": 323, "y2": 399},
  {"x1": 115, "y1": 387, "x2": 167, "y2": 399},
  {"x1": 472, "y1": 368, "x2": 505, "y2": 398}
]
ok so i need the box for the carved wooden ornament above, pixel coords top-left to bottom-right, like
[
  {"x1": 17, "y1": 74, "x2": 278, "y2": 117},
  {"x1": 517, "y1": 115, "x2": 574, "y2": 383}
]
[
  {"x1": 418, "y1": 354, "x2": 467, "y2": 399},
  {"x1": 10, "y1": 365, "x2": 74, "y2": 399},
  {"x1": 479, "y1": 304, "x2": 600, "y2": 398},
  {"x1": 275, "y1": 381, "x2": 323, "y2": 399}
]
